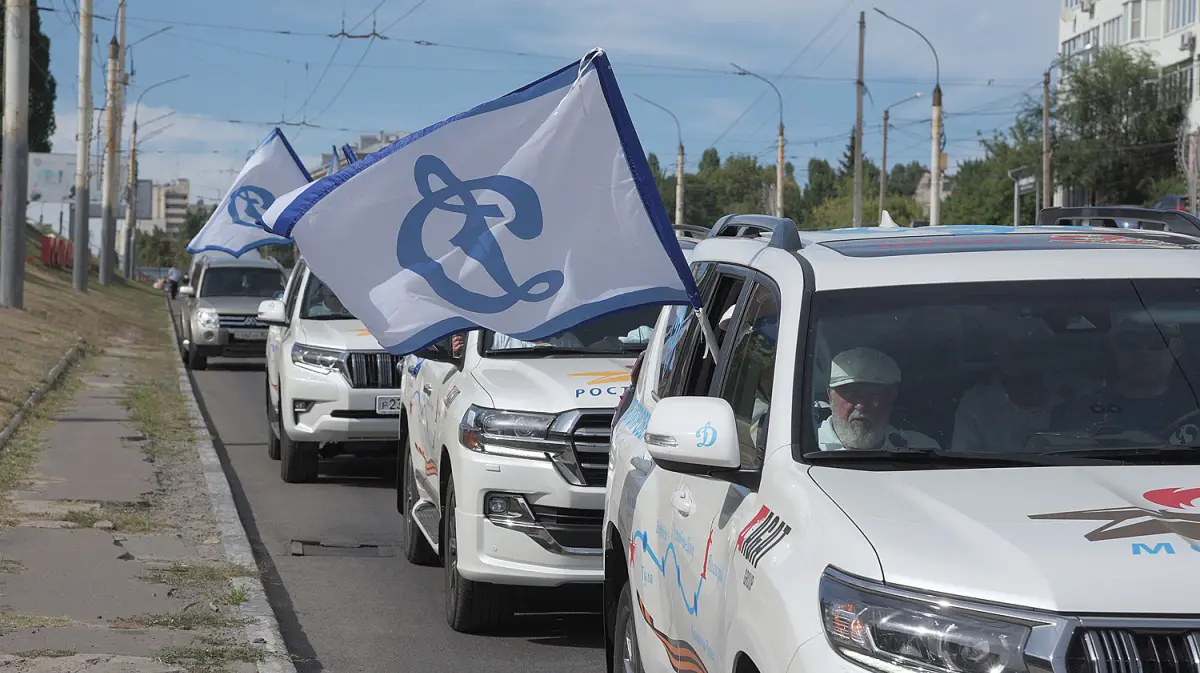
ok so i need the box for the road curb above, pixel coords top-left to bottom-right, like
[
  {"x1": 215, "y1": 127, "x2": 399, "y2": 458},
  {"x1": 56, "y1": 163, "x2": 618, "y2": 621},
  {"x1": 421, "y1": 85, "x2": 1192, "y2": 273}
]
[
  {"x1": 0, "y1": 337, "x2": 85, "y2": 453},
  {"x1": 165, "y1": 299, "x2": 297, "y2": 673}
]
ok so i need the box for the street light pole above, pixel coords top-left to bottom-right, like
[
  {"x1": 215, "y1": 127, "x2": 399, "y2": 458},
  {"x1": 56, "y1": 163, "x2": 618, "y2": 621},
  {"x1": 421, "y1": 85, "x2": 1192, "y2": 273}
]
[
  {"x1": 879, "y1": 92, "x2": 923, "y2": 222},
  {"x1": 634, "y1": 94, "x2": 685, "y2": 225},
  {"x1": 0, "y1": 0, "x2": 31, "y2": 308},
  {"x1": 731, "y1": 63, "x2": 784, "y2": 218},
  {"x1": 72, "y1": 0, "x2": 94, "y2": 292},
  {"x1": 874, "y1": 8, "x2": 942, "y2": 226},
  {"x1": 123, "y1": 74, "x2": 188, "y2": 279}
]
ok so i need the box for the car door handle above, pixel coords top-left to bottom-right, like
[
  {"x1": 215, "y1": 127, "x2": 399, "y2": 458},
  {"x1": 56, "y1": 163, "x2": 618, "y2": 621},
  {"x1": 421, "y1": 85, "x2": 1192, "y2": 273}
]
[
  {"x1": 422, "y1": 384, "x2": 433, "y2": 395},
  {"x1": 671, "y1": 488, "x2": 694, "y2": 517}
]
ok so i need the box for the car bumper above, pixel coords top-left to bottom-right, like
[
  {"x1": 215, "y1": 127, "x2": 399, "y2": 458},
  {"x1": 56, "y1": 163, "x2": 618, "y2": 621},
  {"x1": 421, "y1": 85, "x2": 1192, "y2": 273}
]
[
  {"x1": 188, "y1": 323, "x2": 268, "y2": 358},
  {"x1": 453, "y1": 447, "x2": 604, "y2": 587},
  {"x1": 282, "y1": 363, "x2": 402, "y2": 444},
  {"x1": 787, "y1": 634, "x2": 868, "y2": 673}
]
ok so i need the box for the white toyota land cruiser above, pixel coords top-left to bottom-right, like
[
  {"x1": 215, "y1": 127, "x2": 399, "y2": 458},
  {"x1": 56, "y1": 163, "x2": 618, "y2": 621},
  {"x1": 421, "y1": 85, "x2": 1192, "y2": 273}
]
[
  {"x1": 604, "y1": 213, "x2": 1200, "y2": 673},
  {"x1": 396, "y1": 305, "x2": 662, "y2": 633},
  {"x1": 257, "y1": 257, "x2": 402, "y2": 483}
]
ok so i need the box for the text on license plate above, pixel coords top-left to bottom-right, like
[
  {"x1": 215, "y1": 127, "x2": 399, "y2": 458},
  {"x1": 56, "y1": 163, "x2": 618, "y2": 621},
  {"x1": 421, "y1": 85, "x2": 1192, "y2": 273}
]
[
  {"x1": 232, "y1": 330, "x2": 266, "y2": 341},
  {"x1": 376, "y1": 396, "x2": 404, "y2": 415}
]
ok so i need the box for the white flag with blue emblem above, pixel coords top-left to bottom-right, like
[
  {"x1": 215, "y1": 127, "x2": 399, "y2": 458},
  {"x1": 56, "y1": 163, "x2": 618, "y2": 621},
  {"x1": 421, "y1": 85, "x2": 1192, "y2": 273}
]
[
  {"x1": 186, "y1": 128, "x2": 311, "y2": 257},
  {"x1": 258, "y1": 49, "x2": 699, "y2": 355}
]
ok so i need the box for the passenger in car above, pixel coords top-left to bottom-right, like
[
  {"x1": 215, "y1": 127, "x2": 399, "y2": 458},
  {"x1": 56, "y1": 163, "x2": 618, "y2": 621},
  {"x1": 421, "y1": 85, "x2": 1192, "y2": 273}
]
[
  {"x1": 816, "y1": 347, "x2": 940, "y2": 451},
  {"x1": 1052, "y1": 319, "x2": 1195, "y2": 440},
  {"x1": 951, "y1": 318, "x2": 1062, "y2": 452}
]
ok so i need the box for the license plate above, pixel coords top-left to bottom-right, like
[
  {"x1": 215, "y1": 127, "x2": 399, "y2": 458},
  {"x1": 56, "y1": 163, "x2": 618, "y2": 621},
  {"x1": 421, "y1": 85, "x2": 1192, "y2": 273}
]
[
  {"x1": 232, "y1": 329, "x2": 266, "y2": 341},
  {"x1": 376, "y1": 396, "x2": 404, "y2": 415}
]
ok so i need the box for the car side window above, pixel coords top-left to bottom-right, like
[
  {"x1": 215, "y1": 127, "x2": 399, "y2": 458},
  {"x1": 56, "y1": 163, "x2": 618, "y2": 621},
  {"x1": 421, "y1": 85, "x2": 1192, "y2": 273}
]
[
  {"x1": 716, "y1": 280, "x2": 780, "y2": 469},
  {"x1": 656, "y1": 263, "x2": 713, "y2": 398},
  {"x1": 660, "y1": 268, "x2": 748, "y2": 399},
  {"x1": 284, "y1": 264, "x2": 307, "y2": 320}
]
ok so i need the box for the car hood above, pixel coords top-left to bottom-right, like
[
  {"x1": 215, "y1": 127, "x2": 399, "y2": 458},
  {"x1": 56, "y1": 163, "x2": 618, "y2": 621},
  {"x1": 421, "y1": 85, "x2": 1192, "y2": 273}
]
[
  {"x1": 295, "y1": 319, "x2": 384, "y2": 351},
  {"x1": 195, "y1": 296, "x2": 275, "y2": 315},
  {"x1": 809, "y1": 464, "x2": 1200, "y2": 613},
  {"x1": 471, "y1": 355, "x2": 635, "y2": 413}
]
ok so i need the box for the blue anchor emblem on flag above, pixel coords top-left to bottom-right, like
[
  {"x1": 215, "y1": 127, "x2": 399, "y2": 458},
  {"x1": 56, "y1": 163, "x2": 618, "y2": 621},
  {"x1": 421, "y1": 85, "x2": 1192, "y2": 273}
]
[
  {"x1": 396, "y1": 154, "x2": 564, "y2": 315},
  {"x1": 228, "y1": 185, "x2": 276, "y2": 227},
  {"x1": 696, "y1": 421, "x2": 717, "y2": 448}
]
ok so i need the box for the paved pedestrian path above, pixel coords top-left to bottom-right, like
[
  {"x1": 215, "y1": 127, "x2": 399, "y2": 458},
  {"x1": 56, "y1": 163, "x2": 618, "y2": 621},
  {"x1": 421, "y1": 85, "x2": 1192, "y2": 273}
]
[{"x1": 0, "y1": 338, "x2": 265, "y2": 672}]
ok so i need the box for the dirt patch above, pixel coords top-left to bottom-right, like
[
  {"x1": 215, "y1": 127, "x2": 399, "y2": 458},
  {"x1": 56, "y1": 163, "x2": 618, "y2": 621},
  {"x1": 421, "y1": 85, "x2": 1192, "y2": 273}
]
[
  {"x1": 142, "y1": 563, "x2": 255, "y2": 589},
  {"x1": 60, "y1": 506, "x2": 157, "y2": 533},
  {"x1": 112, "y1": 610, "x2": 246, "y2": 631}
]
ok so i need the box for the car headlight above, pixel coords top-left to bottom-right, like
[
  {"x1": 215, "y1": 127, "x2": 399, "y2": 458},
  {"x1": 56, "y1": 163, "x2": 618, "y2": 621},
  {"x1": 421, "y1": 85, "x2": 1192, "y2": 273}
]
[
  {"x1": 459, "y1": 404, "x2": 561, "y2": 460},
  {"x1": 291, "y1": 343, "x2": 347, "y2": 375},
  {"x1": 820, "y1": 569, "x2": 1035, "y2": 673},
  {"x1": 196, "y1": 309, "x2": 220, "y2": 330}
]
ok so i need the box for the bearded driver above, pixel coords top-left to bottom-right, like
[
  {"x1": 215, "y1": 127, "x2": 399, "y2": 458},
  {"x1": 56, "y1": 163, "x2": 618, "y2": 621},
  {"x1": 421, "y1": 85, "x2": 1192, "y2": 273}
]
[{"x1": 817, "y1": 346, "x2": 940, "y2": 451}]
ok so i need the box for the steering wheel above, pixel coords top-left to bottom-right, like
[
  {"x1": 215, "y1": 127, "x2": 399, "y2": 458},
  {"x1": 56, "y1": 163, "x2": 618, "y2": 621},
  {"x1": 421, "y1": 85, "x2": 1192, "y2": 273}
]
[{"x1": 1161, "y1": 408, "x2": 1200, "y2": 447}]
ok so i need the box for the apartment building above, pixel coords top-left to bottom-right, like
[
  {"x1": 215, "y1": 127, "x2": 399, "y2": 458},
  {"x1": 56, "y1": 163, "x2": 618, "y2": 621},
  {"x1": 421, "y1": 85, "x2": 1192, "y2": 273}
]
[
  {"x1": 1059, "y1": 0, "x2": 1199, "y2": 123},
  {"x1": 307, "y1": 132, "x2": 407, "y2": 179},
  {"x1": 154, "y1": 179, "x2": 190, "y2": 235}
]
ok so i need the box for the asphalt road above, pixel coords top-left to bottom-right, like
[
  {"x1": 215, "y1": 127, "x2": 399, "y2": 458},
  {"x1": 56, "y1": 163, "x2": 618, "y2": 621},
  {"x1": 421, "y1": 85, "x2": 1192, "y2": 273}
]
[{"x1": 170, "y1": 301, "x2": 605, "y2": 673}]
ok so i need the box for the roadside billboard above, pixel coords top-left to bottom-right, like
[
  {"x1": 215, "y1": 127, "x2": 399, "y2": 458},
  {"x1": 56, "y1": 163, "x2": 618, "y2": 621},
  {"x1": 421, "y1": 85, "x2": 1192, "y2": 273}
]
[{"x1": 27, "y1": 153, "x2": 75, "y2": 204}]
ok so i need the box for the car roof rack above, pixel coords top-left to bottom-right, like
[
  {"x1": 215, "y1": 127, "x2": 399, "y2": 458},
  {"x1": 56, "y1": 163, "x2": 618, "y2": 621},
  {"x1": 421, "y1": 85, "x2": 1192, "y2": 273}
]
[
  {"x1": 672, "y1": 223, "x2": 710, "y2": 239},
  {"x1": 707, "y1": 214, "x2": 802, "y2": 251},
  {"x1": 1035, "y1": 206, "x2": 1200, "y2": 238}
]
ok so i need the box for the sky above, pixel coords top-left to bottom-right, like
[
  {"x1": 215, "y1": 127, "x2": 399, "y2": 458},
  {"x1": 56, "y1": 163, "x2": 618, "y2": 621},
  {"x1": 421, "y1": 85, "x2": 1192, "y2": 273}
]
[{"x1": 32, "y1": 0, "x2": 1061, "y2": 227}]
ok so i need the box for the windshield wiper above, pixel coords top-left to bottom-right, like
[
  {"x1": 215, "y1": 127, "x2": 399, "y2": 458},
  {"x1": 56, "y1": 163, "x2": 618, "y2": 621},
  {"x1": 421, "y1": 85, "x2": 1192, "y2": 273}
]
[
  {"x1": 304, "y1": 315, "x2": 356, "y2": 320},
  {"x1": 485, "y1": 346, "x2": 601, "y2": 356},
  {"x1": 1040, "y1": 446, "x2": 1200, "y2": 463},
  {"x1": 803, "y1": 448, "x2": 1124, "y2": 468}
]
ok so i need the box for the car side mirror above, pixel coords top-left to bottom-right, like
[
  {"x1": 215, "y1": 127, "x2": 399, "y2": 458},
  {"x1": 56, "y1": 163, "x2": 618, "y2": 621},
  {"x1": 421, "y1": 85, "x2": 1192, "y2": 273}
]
[
  {"x1": 645, "y1": 397, "x2": 741, "y2": 472},
  {"x1": 257, "y1": 299, "x2": 288, "y2": 327},
  {"x1": 178, "y1": 285, "x2": 194, "y2": 297}
]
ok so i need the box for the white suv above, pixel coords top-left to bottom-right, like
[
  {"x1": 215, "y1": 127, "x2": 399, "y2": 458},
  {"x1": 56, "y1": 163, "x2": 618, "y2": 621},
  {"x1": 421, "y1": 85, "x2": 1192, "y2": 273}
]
[
  {"x1": 257, "y1": 258, "x2": 402, "y2": 483},
  {"x1": 604, "y1": 214, "x2": 1200, "y2": 673},
  {"x1": 396, "y1": 306, "x2": 661, "y2": 633}
]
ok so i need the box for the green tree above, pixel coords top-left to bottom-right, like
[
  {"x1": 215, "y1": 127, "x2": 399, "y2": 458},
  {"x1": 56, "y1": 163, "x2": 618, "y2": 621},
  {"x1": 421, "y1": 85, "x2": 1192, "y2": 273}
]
[
  {"x1": 0, "y1": 4, "x2": 56, "y2": 162},
  {"x1": 1051, "y1": 46, "x2": 1186, "y2": 205},
  {"x1": 646, "y1": 152, "x2": 663, "y2": 180},
  {"x1": 699, "y1": 148, "x2": 721, "y2": 173},
  {"x1": 888, "y1": 161, "x2": 926, "y2": 198}
]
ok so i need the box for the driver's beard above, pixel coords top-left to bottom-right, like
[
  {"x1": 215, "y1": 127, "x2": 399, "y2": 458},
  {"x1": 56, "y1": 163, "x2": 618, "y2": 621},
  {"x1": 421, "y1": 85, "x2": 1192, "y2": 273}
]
[{"x1": 831, "y1": 413, "x2": 886, "y2": 450}]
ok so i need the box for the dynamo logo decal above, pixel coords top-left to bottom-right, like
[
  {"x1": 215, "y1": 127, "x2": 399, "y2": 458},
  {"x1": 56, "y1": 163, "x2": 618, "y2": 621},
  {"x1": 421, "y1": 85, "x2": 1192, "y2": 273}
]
[
  {"x1": 396, "y1": 154, "x2": 563, "y2": 315},
  {"x1": 228, "y1": 185, "x2": 275, "y2": 227}
]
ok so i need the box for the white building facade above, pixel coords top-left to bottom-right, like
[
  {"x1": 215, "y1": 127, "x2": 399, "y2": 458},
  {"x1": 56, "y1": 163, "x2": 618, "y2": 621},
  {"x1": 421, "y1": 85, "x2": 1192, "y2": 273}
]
[{"x1": 1058, "y1": 0, "x2": 1198, "y2": 204}]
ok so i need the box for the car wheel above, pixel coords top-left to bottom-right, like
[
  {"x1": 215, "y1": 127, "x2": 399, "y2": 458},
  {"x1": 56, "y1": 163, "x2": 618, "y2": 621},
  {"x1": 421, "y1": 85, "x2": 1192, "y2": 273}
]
[
  {"x1": 442, "y1": 476, "x2": 509, "y2": 633},
  {"x1": 402, "y1": 437, "x2": 437, "y2": 566},
  {"x1": 265, "y1": 382, "x2": 281, "y2": 461},
  {"x1": 187, "y1": 345, "x2": 207, "y2": 371},
  {"x1": 279, "y1": 424, "x2": 318, "y2": 483},
  {"x1": 611, "y1": 582, "x2": 646, "y2": 673}
]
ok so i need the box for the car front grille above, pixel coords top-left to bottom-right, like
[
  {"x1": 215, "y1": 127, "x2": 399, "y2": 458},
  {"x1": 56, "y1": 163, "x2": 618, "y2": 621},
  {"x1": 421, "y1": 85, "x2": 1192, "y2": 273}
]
[
  {"x1": 1067, "y1": 628, "x2": 1200, "y2": 673},
  {"x1": 569, "y1": 411, "x2": 613, "y2": 487},
  {"x1": 345, "y1": 352, "x2": 402, "y2": 389},
  {"x1": 530, "y1": 505, "x2": 603, "y2": 549},
  {"x1": 217, "y1": 314, "x2": 264, "y2": 328}
]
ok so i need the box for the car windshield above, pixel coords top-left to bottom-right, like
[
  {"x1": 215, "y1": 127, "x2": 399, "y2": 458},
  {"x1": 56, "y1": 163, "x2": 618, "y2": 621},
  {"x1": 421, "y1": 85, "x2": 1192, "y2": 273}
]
[
  {"x1": 482, "y1": 305, "x2": 662, "y2": 355},
  {"x1": 300, "y1": 275, "x2": 356, "y2": 320},
  {"x1": 801, "y1": 278, "x2": 1200, "y2": 461},
  {"x1": 199, "y1": 267, "x2": 284, "y2": 298}
]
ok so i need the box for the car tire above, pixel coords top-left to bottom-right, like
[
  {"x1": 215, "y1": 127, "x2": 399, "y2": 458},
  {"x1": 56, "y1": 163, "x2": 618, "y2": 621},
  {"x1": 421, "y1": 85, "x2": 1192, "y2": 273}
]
[
  {"x1": 401, "y1": 437, "x2": 437, "y2": 566},
  {"x1": 442, "y1": 477, "x2": 509, "y2": 633},
  {"x1": 265, "y1": 383, "x2": 281, "y2": 461},
  {"x1": 611, "y1": 582, "x2": 646, "y2": 673},
  {"x1": 279, "y1": 426, "x2": 318, "y2": 483},
  {"x1": 187, "y1": 345, "x2": 207, "y2": 371}
]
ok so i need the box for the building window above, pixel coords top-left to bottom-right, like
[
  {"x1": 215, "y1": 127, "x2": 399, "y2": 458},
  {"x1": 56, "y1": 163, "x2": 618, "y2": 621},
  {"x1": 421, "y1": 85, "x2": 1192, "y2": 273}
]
[
  {"x1": 1167, "y1": 0, "x2": 1196, "y2": 31},
  {"x1": 1162, "y1": 57, "x2": 1195, "y2": 105},
  {"x1": 1066, "y1": 0, "x2": 1081, "y2": 7},
  {"x1": 1128, "y1": 0, "x2": 1143, "y2": 38},
  {"x1": 1103, "y1": 16, "x2": 1124, "y2": 44}
]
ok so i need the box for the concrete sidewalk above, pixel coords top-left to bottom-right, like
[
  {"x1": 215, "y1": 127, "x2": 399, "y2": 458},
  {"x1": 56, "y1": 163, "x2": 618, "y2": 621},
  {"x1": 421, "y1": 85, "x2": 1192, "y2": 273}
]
[{"x1": 0, "y1": 338, "x2": 266, "y2": 672}]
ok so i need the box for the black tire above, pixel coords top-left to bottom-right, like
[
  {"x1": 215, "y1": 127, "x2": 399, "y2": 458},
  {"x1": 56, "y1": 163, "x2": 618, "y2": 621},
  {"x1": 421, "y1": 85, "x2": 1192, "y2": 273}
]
[
  {"x1": 187, "y1": 345, "x2": 208, "y2": 371},
  {"x1": 280, "y1": 426, "x2": 319, "y2": 483},
  {"x1": 265, "y1": 383, "x2": 281, "y2": 461},
  {"x1": 611, "y1": 582, "x2": 645, "y2": 673},
  {"x1": 442, "y1": 477, "x2": 509, "y2": 633},
  {"x1": 401, "y1": 437, "x2": 437, "y2": 566}
]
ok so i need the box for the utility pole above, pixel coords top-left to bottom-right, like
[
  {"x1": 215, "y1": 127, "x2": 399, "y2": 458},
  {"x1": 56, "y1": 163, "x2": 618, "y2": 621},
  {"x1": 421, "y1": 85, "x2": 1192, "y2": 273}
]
[
  {"x1": 0, "y1": 0, "x2": 31, "y2": 308},
  {"x1": 99, "y1": 37, "x2": 120, "y2": 285},
  {"x1": 879, "y1": 108, "x2": 889, "y2": 219},
  {"x1": 1042, "y1": 69, "x2": 1052, "y2": 209},
  {"x1": 73, "y1": 0, "x2": 93, "y2": 292},
  {"x1": 675, "y1": 140, "x2": 685, "y2": 226},
  {"x1": 123, "y1": 118, "x2": 137, "y2": 279},
  {"x1": 853, "y1": 10, "x2": 865, "y2": 226},
  {"x1": 931, "y1": 84, "x2": 943, "y2": 227},
  {"x1": 1190, "y1": 130, "x2": 1199, "y2": 218}
]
